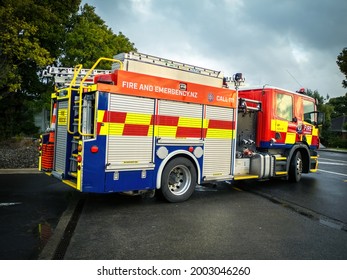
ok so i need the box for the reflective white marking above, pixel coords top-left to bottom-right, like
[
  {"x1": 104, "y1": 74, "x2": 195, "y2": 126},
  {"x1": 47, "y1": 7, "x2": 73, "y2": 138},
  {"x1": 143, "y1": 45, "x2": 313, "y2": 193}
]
[
  {"x1": 317, "y1": 169, "x2": 347, "y2": 177},
  {"x1": 0, "y1": 202, "x2": 22, "y2": 207},
  {"x1": 319, "y1": 157, "x2": 347, "y2": 164},
  {"x1": 319, "y1": 162, "x2": 347, "y2": 166}
]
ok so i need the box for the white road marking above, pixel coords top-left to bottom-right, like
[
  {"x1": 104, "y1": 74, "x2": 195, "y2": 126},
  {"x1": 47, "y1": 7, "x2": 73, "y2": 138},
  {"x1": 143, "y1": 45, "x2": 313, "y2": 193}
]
[
  {"x1": 319, "y1": 161, "x2": 347, "y2": 166},
  {"x1": 317, "y1": 157, "x2": 347, "y2": 177},
  {"x1": 317, "y1": 169, "x2": 347, "y2": 177},
  {"x1": 319, "y1": 157, "x2": 347, "y2": 164},
  {"x1": 0, "y1": 202, "x2": 22, "y2": 207}
]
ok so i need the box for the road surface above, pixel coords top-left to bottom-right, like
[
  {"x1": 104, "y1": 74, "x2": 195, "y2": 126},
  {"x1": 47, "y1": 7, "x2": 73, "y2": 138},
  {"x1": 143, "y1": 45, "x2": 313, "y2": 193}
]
[{"x1": 1, "y1": 150, "x2": 346, "y2": 259}]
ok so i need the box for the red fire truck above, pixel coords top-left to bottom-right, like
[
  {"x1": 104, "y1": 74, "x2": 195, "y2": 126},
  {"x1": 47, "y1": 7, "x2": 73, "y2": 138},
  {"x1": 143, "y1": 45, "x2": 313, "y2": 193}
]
[{"x1": 39, "y1": 52, "x2": 323, "y2": 202}]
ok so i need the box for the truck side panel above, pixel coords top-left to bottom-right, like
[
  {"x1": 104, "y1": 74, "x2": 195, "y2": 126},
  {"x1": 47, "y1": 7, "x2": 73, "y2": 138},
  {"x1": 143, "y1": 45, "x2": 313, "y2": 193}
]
[{"x1": 82, "y1": 86, "x2": 237, "y2": 193}]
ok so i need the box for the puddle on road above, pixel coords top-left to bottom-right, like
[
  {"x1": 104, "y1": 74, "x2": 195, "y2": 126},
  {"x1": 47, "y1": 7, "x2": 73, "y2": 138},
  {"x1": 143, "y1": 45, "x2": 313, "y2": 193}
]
[{"x1": 38, "y1": 222, "x2": 53, "y2": 248}]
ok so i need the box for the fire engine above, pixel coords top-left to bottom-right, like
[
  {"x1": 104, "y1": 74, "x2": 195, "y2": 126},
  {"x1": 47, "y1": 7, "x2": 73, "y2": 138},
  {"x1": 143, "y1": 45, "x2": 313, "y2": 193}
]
[{"x1": 39, "y1": 52, "x2": 323, "y2": 202}]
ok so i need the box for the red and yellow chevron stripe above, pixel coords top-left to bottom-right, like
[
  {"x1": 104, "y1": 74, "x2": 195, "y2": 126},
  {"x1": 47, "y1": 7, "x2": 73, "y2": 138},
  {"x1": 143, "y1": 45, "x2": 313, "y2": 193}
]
[
  {"x1": 97, "y1": 110, "x2": 235, "y2": 139},
  {"x1": 270, "y1": 119, "x2": 319, "y2": 146}
]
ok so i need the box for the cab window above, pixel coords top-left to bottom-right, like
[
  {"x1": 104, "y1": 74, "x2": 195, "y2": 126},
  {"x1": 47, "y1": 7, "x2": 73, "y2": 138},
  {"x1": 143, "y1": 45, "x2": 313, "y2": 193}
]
[
  {"x1": 276, "y1": 93, "x2": 293, "y2": 121},
  {"x1": 303, "y1": 99, "x2": 315, "y2": 123}
]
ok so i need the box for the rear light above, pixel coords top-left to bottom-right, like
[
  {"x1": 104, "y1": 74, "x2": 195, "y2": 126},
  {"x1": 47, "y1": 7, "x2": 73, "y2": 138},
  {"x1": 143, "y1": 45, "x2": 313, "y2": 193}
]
[
  {"x1": 78, "y1": 145, "x2": 83, "y2": 152},
  {"x1": 188, "y1": 146, "x2": 194, "y2": 152},
  {"x1": 91, "y1": 145, "x2": 99, "y2": 153},
  {"x1": 76, "y1": 155, "x2": 82, "y2": 163}
]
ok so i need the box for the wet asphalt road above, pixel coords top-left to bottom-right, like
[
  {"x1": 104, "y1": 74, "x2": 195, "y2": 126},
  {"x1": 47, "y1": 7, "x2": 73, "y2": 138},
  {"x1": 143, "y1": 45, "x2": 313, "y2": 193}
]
[
  {"x1": 0, "y1": 173, "x2": 75, "y2": 259},
  {"x1": 63, "y1": 185, "x2": 347, "y2": 260},
  {"x1": 239, "y1": 150, "x2": 347, "y2": 223},
  {"x1": 1, "y1": 150, "x2": 346, "y2": 260}
]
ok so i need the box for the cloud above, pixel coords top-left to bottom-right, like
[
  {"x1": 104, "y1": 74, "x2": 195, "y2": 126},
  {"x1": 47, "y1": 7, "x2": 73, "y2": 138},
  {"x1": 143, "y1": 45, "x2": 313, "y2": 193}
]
[{"x1": 83, "y1": 0, "x2": 347, "y2": 97}]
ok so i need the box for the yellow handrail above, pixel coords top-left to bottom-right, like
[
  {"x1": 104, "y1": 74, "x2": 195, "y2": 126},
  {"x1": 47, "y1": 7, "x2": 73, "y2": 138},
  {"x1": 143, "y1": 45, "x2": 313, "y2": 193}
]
[
  {"x1": 67, "y1": 64, "x2": 83, "y2": 134},
  {"x1": 70, "y1": 64, "x2": 83, "y2": 87},
  {"x1": 78, "y1": 57, "x2": 123, "y2": 137}
]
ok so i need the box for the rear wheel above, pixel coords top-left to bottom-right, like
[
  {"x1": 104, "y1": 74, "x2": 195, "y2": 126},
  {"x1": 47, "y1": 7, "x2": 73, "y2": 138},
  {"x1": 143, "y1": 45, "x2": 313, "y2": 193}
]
[
  {"x1": 160, "y1": 157, "x2": 197, "y2": 203},
  {"x1": 288, "y1": 151, "x2": 302, "y2": 182}
]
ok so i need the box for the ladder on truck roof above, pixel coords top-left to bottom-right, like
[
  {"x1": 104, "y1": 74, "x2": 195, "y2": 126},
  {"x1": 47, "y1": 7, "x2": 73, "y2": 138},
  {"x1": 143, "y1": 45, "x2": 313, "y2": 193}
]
[
  {"x1": 112, "y1": 52, "x2": 224, "y2": 87},
  {"x1": 42, "y1": 65, "x2": 113, "y2": 87},
  {"x1": 43, "y1": 58, "x2": 123, "y2": 185}
]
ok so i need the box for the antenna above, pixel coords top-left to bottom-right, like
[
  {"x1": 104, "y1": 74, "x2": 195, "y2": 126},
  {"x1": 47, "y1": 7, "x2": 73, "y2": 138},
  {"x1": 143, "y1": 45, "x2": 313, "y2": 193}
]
[{"x1": 285, "y1": 69, "x2": 303, "y2": 88}]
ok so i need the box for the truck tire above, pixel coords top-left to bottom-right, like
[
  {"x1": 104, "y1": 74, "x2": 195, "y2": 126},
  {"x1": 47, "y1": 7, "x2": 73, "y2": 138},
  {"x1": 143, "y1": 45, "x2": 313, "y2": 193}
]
[
  {"x1": 288, "y1": 151, "x2": 302, "y2": 182},
  {"x1": 160, "y1": 157, "x2": 197, "y2": 203}
]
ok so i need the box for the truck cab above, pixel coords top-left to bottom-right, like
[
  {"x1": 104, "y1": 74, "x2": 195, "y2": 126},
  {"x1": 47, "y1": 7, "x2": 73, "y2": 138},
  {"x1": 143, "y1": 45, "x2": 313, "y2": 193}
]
[{"x1": 237, "y1": 86, "x2": 322, "y2": 182}]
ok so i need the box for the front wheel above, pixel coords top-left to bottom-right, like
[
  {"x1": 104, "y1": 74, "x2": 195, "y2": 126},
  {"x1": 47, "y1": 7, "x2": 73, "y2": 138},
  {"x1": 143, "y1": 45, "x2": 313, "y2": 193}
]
[
  {"x1": 160, "y1": 157, "x2": 197, "y2": 203},
  {"x1": 288, "y1": 151, "x2": 302, "y2": 182}
]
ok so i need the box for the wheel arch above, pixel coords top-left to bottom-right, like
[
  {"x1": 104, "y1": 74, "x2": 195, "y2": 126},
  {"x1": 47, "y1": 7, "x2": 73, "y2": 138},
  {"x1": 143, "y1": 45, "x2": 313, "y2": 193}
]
[
  {"x1": 156, "y1": 150, "x2": 201, "y2": 189},
  {"x1": 286, "y1": 143, "x2": 310, "y2": 173}
]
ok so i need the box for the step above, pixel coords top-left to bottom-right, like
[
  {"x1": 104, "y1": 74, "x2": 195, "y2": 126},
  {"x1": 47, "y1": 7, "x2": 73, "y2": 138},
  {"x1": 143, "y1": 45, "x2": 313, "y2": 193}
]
[
  {"x1": 68, "y1": 172, "x2": 77, "y2": 178},
  {"x1": 275, "y1": 157, "x2": 287, "y2": 161},
  {"x1": 233, "y1": 174, "x2": 259, "y2": 180},
  {"x1": 62, "y1": 179, "x2": 77, "y2": 189}
]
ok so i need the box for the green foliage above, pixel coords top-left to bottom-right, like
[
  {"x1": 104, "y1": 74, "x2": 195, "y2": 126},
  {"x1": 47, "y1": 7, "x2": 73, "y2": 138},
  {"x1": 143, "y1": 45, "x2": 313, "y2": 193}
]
[
  {"x1": 318, "y1": 103, "x2": 334, "y2": 146},
  {"x1": 337, "y1": 48, "x2": 347, "y2": 88},
  {"x1": 0, "y1": 1, "x2": 136, "y2": 139},
  {"x1": 60, "y1": 4, "x2": 136, "y2": 69},
  {"x1": 305, "y1": 89, "x2": 327, "y2": 108},
  {"x1": 304, "y1": 89, "x2": 333, "y2": 146},
  {"x1": 327, "y1": 93, "x2": 347, "y2": 118},
  {"x1": 305, "y1": 87, "x2": 347, "y2": 147},
  {"x1": 0, "y1": 3, "x2": 53, "y2": 93},
  {"x1": 327, "y1": 137, "x2": 347, "y2": 149},
  {"x1": 0, "y1": 92, "x2": 39, "y2": 137}
]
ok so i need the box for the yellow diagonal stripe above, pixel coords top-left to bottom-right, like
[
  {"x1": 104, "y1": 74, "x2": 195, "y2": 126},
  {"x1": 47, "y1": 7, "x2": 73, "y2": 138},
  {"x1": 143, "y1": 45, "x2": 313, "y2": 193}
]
[
  {"x1": 203, "y1": 119, "x2": 209, "y2": 128},
  {"x1": 206, "y1": 128, "x2": 233, "y2": 139},
  {"x1": 125, "y1": 113, "x2": 152, "y2": 125},
  {"x1": 305, "y1": 134, "x2": 313, "y2": 145},
  {"x1": 97, "y1": 110, "x2": 105, "y2": 122},
  {"x1": 99, "y1": 122, "x2": 109, "y2": 135},
  {"x1": 158, "y1": 126, "x2": 177, "y2": 137},
  {"x1": 312, "y1": 127, "x2": 318, "y2": 136},
  {"x1": 285, "y1": 132, "x2": 296, "y2": 144},
  {"x1": 271, "y1": 119, "x2": 288, "y2": 132},
  {"x1": 109, "y1": 123, "x2": 124, "y2": 135},
  {"x1": 178, "y1": 117, "x2": 201, "y2": 128}
]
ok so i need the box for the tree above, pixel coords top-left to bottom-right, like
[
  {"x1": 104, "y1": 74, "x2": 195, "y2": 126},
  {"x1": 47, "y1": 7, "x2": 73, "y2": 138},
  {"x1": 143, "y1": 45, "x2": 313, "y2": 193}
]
[
  {"x1": 0, "y1": 1, "x2": 136, "y2": 139},
  {"x1": 337, "y1": 48, "x2": 347, "y2": 88},
  {"x1": 305, "y1": 89, "x2": 327, "y2": 109},
  {"x1": 0, "y1": 0, "x2": 82, "y2": 139},
  {"x1": 0, "y1": 0, "x2": 81, "y2": 96},
  {"x1": 305, "y1": 89, "x2": 347, "y2": 147},
  {"x1": 328, "y1": 93, "x2": 347, "y2": 118},
  {"x1": 0, "y1": 3, "x2": 52, "y2": 94},
  {"x1": 305, "y1": 89, "x2": 333, "y2": 146},
  {"x1": 60, "y1": 4, "x2": 136, "y2": 69}
]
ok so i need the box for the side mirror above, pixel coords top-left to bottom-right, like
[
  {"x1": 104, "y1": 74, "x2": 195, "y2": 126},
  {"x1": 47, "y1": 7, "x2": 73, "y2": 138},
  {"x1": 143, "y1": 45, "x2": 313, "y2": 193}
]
[
  {"x1": 316, "y1": 112, "x2": 325, "y2": 126},
  {"x1": 304, "y1": 111, "x2": 325, "y2": 127}
]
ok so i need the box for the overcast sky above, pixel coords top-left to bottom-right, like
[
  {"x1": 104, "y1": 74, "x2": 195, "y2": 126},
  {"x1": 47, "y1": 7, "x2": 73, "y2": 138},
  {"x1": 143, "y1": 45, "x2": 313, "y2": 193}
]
[{"x1": 82, "y1": 0, "x2": 347, "y2": 98}]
